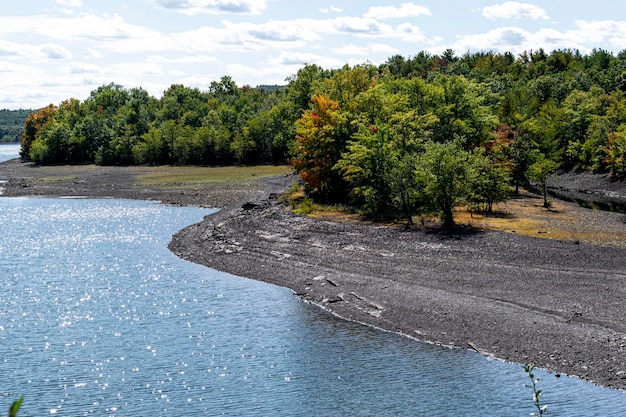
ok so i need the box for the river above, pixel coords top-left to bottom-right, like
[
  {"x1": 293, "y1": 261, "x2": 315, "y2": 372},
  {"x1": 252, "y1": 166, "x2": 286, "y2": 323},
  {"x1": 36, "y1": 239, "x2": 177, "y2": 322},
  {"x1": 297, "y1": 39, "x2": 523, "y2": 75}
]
[{"x1": 1, "y1": 145, "x2": 625, "y2": 416}]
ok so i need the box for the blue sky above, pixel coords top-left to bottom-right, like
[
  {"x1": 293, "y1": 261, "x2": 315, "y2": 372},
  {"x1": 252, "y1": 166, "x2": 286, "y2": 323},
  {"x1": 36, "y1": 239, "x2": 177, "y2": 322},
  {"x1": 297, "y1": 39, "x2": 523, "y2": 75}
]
[{"x1": 2, "y1": 1, "x2": 626, "y2": 109}]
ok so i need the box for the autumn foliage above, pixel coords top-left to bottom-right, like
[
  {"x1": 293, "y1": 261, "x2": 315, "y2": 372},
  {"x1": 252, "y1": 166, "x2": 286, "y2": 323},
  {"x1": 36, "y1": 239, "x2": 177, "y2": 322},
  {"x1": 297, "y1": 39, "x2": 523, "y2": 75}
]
[
  {"x1": 290, "y1": 95, "x2": 351, "y2": 198},
  {"x1": 20, "y1": 104, "x2": 58, "y2": 160}
]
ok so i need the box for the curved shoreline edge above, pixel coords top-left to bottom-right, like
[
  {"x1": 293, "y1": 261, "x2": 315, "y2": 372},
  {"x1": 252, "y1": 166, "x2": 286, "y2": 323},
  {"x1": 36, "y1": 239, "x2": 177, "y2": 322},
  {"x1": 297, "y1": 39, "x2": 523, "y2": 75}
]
[
  {"x1": 169, "y1": 190, "x2": 626, "y2": 392},
  {"x1": 1, "y1": 160, "x2": 625, "y2": 392}
]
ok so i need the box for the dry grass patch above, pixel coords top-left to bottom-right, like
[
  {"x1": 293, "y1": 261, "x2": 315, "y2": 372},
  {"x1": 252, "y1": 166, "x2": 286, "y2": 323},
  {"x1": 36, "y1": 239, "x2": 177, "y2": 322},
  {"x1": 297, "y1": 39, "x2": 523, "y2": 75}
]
[
  {"x1": 456, "y1": 193, "x2": 626, "y2": 247},
  {"x1": 138, "y1": 165, "x2": 291, "y2": 188},
  {"x1": 38, "y1": 174, "x2": 79, "y2": 183},
  {"x1": 287, "y1": 186, "x2": 626, "y2": 247},
  {"x1": 35, "y1": 164, "x2": 101, "y2": 183}
]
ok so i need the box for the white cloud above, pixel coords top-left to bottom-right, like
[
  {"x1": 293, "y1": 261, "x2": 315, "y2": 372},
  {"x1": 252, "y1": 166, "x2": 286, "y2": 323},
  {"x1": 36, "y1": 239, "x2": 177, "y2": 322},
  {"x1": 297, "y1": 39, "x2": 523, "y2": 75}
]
[
  {"x1": 52, "y1": 0, "x2": 84, "y2": 15},
  {"x1": 573, "y1": 20, "x2": 626, "y2": 50},
  {"x1": 271, "y1": 51, "x2": 346, "y2": 69},
  {"x1": 0, "y1": 39, "x2": 72, "y2": 62},
  {"x1": 369, "y1": 43, "x2": 400, "y2": 54},
  {"x1": 86, "y1": 47, "x2": 103, "y2": 59},
  {"x1": 320, "y1": 6, "x2": 343, "y2": 14},
  {"x1": 174, "y1": 20, "x2": 318, "y2": 54},
  {"x1": 396, "y1": 22, "x2": 428, "y2": 42},
  {"x1": 147, "y1": 54, "x2": 217, "y2": 64},
  {"x1": 226, "y1": 63, "x2": 270, "y2": 82},
  {"x1": 364, "y1": 3, "x2": 431, "y2": 20},
  {"x1": 53, "y1": 0, "x2": 83, "y2": 7},
  {"x1": 108, "y1": 62, "x2": 164, "y2": 77},
  {"x1": 332, "y1": 44, "x2": 370, "y2": 55},
  {"x1": 450, "y1": 26, "x2": 531, "y2": 53},
  {"x1": 0, "y1": 13, "x2": 176, "y2": 54},
  {"x1": 330, "y1": 17, "x2": 393, "y2": 36},
  {"x1": 0, "y1": 40, "x2": 21, "y2": 58},
  {"x1": 0, "y1": 61, "x2": 98, "y2": 108},
  {"x1": 332, "y1": 43, "x2": 399, "y2": 56},
  {"x1": 482, "y1": 2, "x2": 549, "y2": 20},
  {"x1": 4, "y1": 1, "x2": 626, "y2": 111},
  {"x1": 168, "y1": 69, "x2": 187, "y2": 77},
  {"x1": 442, "y1": 18, "x2": 626, "y2": 56},
  {"x1": 148, "y1": 0, "x2": 268, "y2": 15},
  {"x1": 175, "y1": 74, "x2": 220, "y2": 89},
  {"x1": 171, "y1": 16, "x2": 428, "y2": 58},
  {"x1": 58, "y1": 62, "x2": 103, "y2": 74},
  {"x1": 40, "y1": 44, "x2": 73, "y2": 60},
  {"x1": 0, "y1": 11, "x2": 427, "y2": 73},
  {"x1": 0, "y1": 14, "x2": 166, "y2": 46}
]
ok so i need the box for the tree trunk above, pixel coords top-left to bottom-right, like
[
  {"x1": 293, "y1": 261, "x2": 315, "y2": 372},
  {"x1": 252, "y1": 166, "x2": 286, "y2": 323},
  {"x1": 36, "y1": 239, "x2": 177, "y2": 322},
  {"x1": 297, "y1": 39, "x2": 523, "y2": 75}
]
[
  {"x1": 541, "y1": 181, "x2": 549, "y2": 208},
  {"x1": 442, "y1": 206, "x2": 455, "y2": 227}
]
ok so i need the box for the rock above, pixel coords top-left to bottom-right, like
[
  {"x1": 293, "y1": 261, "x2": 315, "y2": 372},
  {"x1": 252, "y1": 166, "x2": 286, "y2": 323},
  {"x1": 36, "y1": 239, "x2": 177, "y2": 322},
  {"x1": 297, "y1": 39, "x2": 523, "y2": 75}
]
[{"x1": 242, "y1": 201, "x2": 262, "y2": 210}]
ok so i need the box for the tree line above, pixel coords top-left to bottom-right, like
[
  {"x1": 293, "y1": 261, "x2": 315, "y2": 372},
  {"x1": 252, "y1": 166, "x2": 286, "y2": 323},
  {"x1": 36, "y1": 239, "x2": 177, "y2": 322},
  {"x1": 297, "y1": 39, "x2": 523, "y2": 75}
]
[
  {"x1": 0, "y1": 109, "x2": 32, "y2": 142},
  {"x1": 20, "y1": 48, "x2": 626, "y2": 224},
  {"x1": 20, "y1": 77, "x2": 296, "y2": 166}
]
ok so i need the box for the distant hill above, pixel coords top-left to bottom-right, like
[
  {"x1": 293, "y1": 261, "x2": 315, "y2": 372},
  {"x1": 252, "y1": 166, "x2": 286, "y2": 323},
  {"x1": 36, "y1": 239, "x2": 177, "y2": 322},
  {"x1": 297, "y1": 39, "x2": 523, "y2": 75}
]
[
  {"x1": 0, "y1": 109, "x2": 32, "y2": 142},
  {"x1": 256, "y1": 84, "x2": 286, "y2": 92}
]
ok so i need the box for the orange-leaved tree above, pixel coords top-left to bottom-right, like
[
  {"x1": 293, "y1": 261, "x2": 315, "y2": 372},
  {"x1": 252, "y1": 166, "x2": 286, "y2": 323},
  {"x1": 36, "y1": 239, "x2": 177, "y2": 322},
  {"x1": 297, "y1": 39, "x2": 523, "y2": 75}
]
[
  {"x1": 20, "y1": 104, "x2": 58, "y2": 161},
  {"x1": 290, "y1": 95, "x2": 352, "y2": 199}
]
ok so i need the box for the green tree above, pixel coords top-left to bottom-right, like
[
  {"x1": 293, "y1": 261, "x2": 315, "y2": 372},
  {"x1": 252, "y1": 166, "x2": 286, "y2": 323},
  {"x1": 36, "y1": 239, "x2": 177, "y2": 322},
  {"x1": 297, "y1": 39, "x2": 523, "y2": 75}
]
[
  {"x1": 529, "y1": 153, "x2": 559, "y2": 208},
  {"x1": 469, "y1": 149, "x2": 511, "y2": 212},
  {"x1": 73, "y1": 113, "x2": 115, "y2": 163},
  {"x1": 418, "y1": 141, "x2": 472, "y2": 226},
  {"x1": 389, "y1": 152, "x2": 422, "y2": 225},
  {"x1": 236, "y1": 99, "x2": 297, "y2": 164},
  {"x1": 321, "y1": 63, "x2": 377, "y2": 108},
  {"x1": 336, "y1": 126, "x2": 396, "y2": 219},
  {"x1": 209, "y1": 76, "x2": 239, "y2": 101},
  {"x1": 604, "y1": 126, "x2": 626, "y2": 178},
  {"x1": 158, "y1": 84, "x2": 207, "y2": 125},
  {"x1": 201, "y1": 110, "x2": 233, "y2": 164},
  {"x1": 384, "y1": 54, "x2": 408, "y2": 78},
  {"x1": 286, "y1": 64, "x2": 328, "y2": 111},
  {"x1": 133, "y1": 121, "x2": 180, "y2": 165},
  {"x1": 170, "y1": 124, "x2": 196, "y2": 165},
  {"x1": 29, "y1": 121, "x2": 71, "y2": 164},
  {"x1": 429, "y1": 74, "x2": 499, "y2": 149},
  {"x1": 499, "y1": 126, "x2": 535, "y2": 193},
  {"x1": 85, "y1": 83, "x2": 130, "y2": 118}
]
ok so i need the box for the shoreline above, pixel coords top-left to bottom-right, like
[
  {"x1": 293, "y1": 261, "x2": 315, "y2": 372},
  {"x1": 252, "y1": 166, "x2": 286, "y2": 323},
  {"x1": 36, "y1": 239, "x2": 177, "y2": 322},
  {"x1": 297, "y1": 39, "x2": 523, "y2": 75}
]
[
  {"x1": 2, "y1": 159, "x2": 626, "y2": 391},
  {"x1": 168, "y1": 195, "x2": 626, "y2": 392}
]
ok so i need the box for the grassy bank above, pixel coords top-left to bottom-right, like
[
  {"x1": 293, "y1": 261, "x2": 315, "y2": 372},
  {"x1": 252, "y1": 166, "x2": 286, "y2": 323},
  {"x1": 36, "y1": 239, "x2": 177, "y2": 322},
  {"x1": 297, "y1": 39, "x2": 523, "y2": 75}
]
[{"x1": 137, "y1": 165, "x2": 291, "y2": 188}]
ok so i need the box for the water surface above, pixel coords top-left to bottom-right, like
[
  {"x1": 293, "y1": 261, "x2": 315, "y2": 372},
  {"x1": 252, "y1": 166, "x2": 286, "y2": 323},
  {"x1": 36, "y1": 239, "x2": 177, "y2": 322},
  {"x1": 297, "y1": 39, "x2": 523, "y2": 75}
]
[
  {"x1": 0, "y1": 197, "x2": 624, "y2": 416},
  {"x1": 0, "y1": 143, "x2": 20, "y2": 163}
]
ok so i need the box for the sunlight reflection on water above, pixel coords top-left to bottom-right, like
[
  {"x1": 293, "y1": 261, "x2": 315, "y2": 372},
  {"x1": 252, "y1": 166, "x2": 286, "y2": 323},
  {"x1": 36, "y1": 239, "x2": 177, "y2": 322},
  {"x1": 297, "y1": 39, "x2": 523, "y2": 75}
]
[{"x1": 0, "y1": 197, "x2": 625, "y2": 416}]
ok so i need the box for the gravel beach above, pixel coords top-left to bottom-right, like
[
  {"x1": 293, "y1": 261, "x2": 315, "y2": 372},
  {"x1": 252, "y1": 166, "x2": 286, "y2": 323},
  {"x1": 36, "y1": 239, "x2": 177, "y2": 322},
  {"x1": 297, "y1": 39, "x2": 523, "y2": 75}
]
[{"x1": 2, "y1": 159, "x2": 626, "y2": 391}]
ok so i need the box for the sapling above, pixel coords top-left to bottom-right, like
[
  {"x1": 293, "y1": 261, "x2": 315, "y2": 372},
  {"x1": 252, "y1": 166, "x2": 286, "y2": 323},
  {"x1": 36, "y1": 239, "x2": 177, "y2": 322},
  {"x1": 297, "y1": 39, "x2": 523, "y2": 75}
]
[{"x1": 523, "y1": 364, "x2": 548, "y2": 416}]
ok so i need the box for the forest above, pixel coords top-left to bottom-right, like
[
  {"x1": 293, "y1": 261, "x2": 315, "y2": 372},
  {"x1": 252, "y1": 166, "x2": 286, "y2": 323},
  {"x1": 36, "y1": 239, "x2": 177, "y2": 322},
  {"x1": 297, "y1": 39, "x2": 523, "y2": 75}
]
[
  {"x1": 19, "y1": 48, "x2": 626, "y2": 224},
  {"x1": 0, "y1": 109, "x2": 32, "y2": 142}
]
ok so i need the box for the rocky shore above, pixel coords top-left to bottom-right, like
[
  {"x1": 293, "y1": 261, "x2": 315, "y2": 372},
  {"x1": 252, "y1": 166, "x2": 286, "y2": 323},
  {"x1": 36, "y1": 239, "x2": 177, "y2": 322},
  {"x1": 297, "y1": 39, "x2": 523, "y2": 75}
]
[
  {"x1": 168, "y1": 192, "x2": 626, "y2": 392},
  {"x1": 2, "y1": 159, "x2": 626, "y2": 391}
]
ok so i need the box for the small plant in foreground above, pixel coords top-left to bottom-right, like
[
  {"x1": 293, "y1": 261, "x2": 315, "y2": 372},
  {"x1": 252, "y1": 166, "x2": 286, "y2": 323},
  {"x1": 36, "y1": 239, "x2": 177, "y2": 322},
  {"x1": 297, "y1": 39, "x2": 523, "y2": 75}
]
[
  {"x1": 1, "y1": 396, "x2": 23, "y2": 417},
  {"x1": 523, "y1": 364, "x2": 548, "y2": 416}
]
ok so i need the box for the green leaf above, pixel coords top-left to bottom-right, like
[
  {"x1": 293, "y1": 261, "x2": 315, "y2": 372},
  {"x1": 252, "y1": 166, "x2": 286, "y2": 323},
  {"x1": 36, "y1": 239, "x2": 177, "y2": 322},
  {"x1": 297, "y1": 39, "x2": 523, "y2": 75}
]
[{"x1": 9, "y1": 397, "x2": 23, "y2": 417}]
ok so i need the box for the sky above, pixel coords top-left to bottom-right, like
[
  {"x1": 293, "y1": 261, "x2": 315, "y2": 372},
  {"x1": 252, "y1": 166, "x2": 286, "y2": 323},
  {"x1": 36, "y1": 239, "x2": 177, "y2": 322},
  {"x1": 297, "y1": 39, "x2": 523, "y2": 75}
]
[{"x1": 2, "y1": 1, "x2": 626, "y2": 110}]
